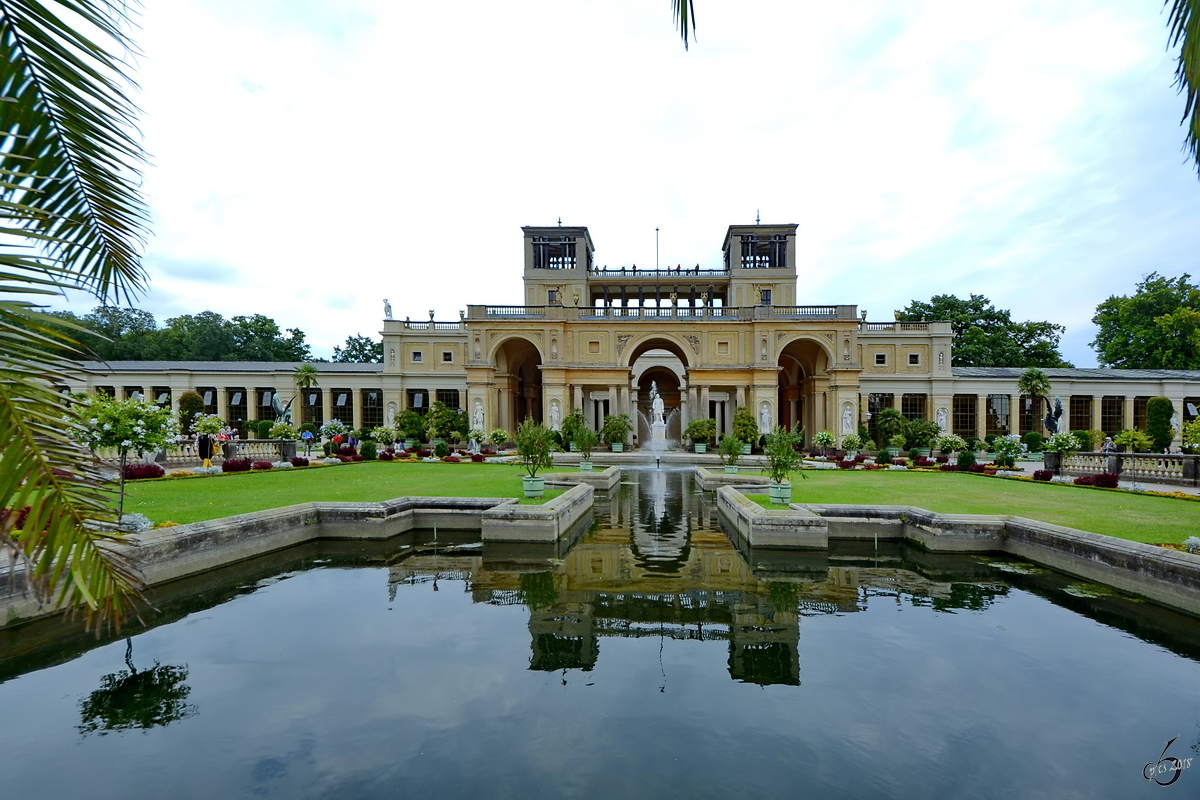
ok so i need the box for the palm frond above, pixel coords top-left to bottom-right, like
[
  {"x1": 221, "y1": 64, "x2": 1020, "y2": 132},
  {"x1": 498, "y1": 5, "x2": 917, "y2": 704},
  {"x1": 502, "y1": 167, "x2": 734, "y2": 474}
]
[
  {"x1": 1167, "y1": 0, "x2": 1200, "y2": 175},
  {"x1": 0, "y1": 0, "x2": 150, "y2": 303},
  {"x1": 672, "y1": 0, "x2": 696, "y2": 50},
  {"x1": 0, "y1": 0, "x2": 150, "y2": 630}
]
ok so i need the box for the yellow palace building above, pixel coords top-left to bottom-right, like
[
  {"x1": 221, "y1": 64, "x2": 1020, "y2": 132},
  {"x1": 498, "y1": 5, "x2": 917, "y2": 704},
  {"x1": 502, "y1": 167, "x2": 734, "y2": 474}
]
[{"x1": 71, "y1": 223, "x2": 1200, "y2": 447}]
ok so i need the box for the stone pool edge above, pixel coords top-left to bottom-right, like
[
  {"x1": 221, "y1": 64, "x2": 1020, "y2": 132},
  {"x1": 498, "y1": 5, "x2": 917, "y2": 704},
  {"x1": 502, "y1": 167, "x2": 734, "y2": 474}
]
[{"x1": 716, "y1": 486, "x2": 1200, "y2": 618}]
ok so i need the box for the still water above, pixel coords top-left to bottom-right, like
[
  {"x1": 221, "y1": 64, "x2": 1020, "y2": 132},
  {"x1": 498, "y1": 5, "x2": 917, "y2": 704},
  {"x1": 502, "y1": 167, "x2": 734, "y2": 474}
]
[{"x1": 3, "y1": 467, "x2": 1200, "y2": 798}]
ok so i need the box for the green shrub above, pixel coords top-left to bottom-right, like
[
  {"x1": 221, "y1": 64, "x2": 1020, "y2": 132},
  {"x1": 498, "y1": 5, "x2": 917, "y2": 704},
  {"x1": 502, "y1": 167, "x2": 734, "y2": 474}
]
[
  {"x1": 516, "y1": 417, "x2": 554, "y2": 477},
  {"x1": 718, "y1": 434, "x2": 743, "y2": 467},
  {"x1": 957, "y1": 450, "x2": 976, "y2": 470},
  {"x1": 178, "y1": 391, "x2": 205, "y2": 429},
  {"x1": 732, "y1": 406, "x2": 758, "y2": 446},
  {"x1": 908, "y1": 447, "x2": 921, "y2": 461},
  {"x1": 1023, "y1": 431, "x2": 1045, "y2": 452},
  {"x1": 255, "y1": 419, "x2": 274, "y2": 438},
  {"x1": 1070, "y1": 430, "x2": 1091, "y2": 450},
  {"x1": 1114, "y1": 428, "x2": 1153, "y2": 452},
  {"x1": 299, "y1": 422, "x2": 318, "y2": 435},
  {"x1": 433, "y1": 441, "x2": 450, "y2": 458},
  {"x1": 601, "y1": 413, "x2": 632, "y2": 445},
  {"x1": 876, "y1": 448, "x2": 892, "y2": 465},
  {"x1": 361, "y1": 441, "x2": 378, "y2": 460},
  {"x1": 684, "y1": 417, "x2": 717, "y2": 443},
  {"x1": 1146, "y1": 397, "x2": 1175, "y2": 452},
  {"x1": 322, "y1": 441, "x2": 334, "y2": 457}
]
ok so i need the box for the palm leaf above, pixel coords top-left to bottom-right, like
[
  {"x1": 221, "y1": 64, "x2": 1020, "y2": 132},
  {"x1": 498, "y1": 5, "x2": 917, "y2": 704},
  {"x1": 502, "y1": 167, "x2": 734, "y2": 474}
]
[
  {"x1": 0, "y1": 0, "x2": 150, "y2": 630},
  {"x1": 672, "y1": 0, "x2": 696, "y2": 50},
  {"x1": 1166, "y1": 0, "x2": 1200, "y2": 176}
]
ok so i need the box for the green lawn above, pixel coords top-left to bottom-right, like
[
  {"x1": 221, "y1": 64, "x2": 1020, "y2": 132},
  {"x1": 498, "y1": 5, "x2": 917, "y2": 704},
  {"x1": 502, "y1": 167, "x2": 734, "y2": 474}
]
[
  {"x1": 121, "y1": 462, "x2": 563, "y2": 524},
  {"x1": 121, "y1": 462, "x2": 1200, "y2": 545},
  {"x1": 744, "y1": 470, "x2": 1200, "y2": 544}
]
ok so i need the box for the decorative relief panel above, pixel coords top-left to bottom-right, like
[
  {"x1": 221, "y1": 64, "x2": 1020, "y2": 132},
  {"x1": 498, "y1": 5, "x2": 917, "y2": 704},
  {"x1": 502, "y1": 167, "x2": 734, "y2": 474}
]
[
  {"x1": 684, "y1": 334, "x2": 700, "y2": 354},
  {"x1": 617, "y1": 334, "x2": 633, "y2": 355}
]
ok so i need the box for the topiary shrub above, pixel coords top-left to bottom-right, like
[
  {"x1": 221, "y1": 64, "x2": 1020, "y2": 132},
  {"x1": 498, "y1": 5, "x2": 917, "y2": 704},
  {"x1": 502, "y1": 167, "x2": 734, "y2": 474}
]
[
  {"x1": 123, "y1": 463, "x2": 165, "y2": 480},
  {"x1": 255, "y1": 419, "x2": 274, "y2": 439},
  {"x1": 956, "y1": 450, "x2": 976, "y2": 471},
  {"x1": 1146, "y1": 397, "x2": 1175, "y2": 452},
  {"x1": 1093, "y1": 473, "x2": 1120, "y2": 488},
  {"x1": 876, "y1": 449, "x2": 892, "y2": 465},
  {"x1": 361, "y1": 441, "x2": 378, "y2": 460},
  {"x1": 1071, "y1": 430, "x2": 1091, "y2": 450},
  {"x1": 252, "y1": 461, "x2": 274, "y2": 470},
  {"x1": 908, "y1": 448, "x2": 920, "y2": 460},
  {"x1": 291, "y1": 456, "x2": 309, "y2": 467},
  {"x1": 433, "y1": 441, "x2": 450, "y2": 458},
  {"x1": 1032, "y1": 470, "x2": 1053, "y2": 481},
  {"x1": 1023, "y1": 431, "x2": 1045, "y2": 452},
  {"x1": 222, "y1": 458, "x2": 251, "y2": 473}
]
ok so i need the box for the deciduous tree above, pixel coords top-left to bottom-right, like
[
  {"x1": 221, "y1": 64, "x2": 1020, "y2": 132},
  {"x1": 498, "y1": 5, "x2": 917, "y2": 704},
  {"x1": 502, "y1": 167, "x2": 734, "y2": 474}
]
[
  {"x1": 1091, "y1": 273, "x2": 1200, "y2": 369},
  {"x1": 899, "y1": 295, "x2": 1071, "y2": 367}
]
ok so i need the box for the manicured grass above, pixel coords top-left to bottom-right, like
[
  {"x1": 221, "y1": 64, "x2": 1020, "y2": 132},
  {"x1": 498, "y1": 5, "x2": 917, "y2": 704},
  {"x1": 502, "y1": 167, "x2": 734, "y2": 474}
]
[
  {"x1": 743, "y1": 470, "x2": 1200, "y2": 544},
  {"x1": 121, "y1": 462, "x2": 566, "y2": 524},
  {"x1": 122, "y1": 462, "x2": 1200, "y2": 545}
]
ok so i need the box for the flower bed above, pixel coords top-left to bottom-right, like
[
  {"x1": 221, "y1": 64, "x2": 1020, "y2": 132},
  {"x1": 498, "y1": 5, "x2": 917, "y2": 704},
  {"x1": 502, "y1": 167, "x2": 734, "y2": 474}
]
[
  {"x1": 222, "y1": 458, "x2": 251, "y2": 473},
  {"x1": 252, "y1": 461, "x2": 274, "y2": 471},
  {"x1": 291, "y1": 456, "x2": 310, "y2": 467},
  {"x1": 124, "y1": 463, "x2": 165, "y2": 480}
]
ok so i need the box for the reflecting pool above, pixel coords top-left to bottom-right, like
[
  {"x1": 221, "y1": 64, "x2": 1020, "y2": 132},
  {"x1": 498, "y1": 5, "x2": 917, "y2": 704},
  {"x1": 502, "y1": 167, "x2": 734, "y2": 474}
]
[{"x1": 4, "y1": 467, "x2": 1200, "y2": 798}]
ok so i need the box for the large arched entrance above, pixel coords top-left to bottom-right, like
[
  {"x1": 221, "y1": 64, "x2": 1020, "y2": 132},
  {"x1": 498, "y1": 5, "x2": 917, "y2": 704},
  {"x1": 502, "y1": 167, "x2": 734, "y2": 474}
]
[
  {"x1": 493, "y1": 337, "x2": 543, "y2": 431},
  {"x1": 777, "y1": 337, "x2": 832, "y2": 445},
  {"x1": 627, "y1": 336, "x2": 691, "y2": 448}
]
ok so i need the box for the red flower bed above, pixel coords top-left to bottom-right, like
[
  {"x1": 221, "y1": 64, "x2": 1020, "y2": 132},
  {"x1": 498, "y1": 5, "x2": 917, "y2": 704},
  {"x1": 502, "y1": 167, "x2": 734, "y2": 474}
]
[
  {"x1": 378, "y1": 452, "x2": 394, "y2": 462},
  {"x1": 1032, "y1": 470, "x2": 1052, "y2": 481},
  {"x1": 969, "y1": 464, "x2": 986, "y2": 473},
  {"x1": 337, "y1": 446, "x2": 357, "y2": 457},
  {"x1": 837, "y1": 460, "x2": 855, "y2": 469},
  {"x1": 939, "y1": 464, "x2": 958, "y2": 472},
  {"x1": 124, "y1": 463, "x2": 165, "y2": 480},
  {"x1": 222, "y1": 458, "x2": 251, "y2": 473},
  {"x1": 291, "y1": 457, "x2": 310, "y2": 467},
  {"x1": 417, "y1": 449, "x2": 432, "y2": 458},
  {"x1": 863, "y1": 463, "x2": 884, "y2": 470},
  {"x1": 936, "y1": 456, "x2": 949, "y2": 463},
  {"x1": 893, "y1": 458, "x2": 907, "y2": 467},
  {"x1": 252, "y1": 461, "x2": 274, "y2": 470},
  {"x1": 351, "y1": 455, "x2": 365, "y2": 462},
  {"x1": 471, "y1": 453, "x2": 486, "y2": 463},
  {"x1": 1073, "y1": 475, "x2": 1096, "y2": 486},
  {"x1": 443, "y1": 455, "x2": 461, "y2": 463},
  {"x1": 854, "y1": 454, "x2": 867, "y2": 463},
  {"x1": 1095, "y1": 473, "x2": 1120, "y2": 488},
  {"x1": 914, "y1": 457, "x2": 936, "y2": 467}
]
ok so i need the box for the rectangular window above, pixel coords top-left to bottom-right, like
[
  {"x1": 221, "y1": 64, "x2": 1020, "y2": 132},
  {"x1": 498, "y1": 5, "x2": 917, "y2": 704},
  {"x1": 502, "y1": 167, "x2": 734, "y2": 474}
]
[
  {"x1": 717, "y1": 341, "x2": 730, "y2": 355},
  {"x1": 1100, "y1": 396, "x2": 1124, "y2": 434},
  {"x1": 952, "y1": 395, "x2": 977, "y2": 439},
  {"x1": 739, "y1": 234, "x2": 787, "y2": 269},
  {"x1": 436, "y1": 389, "x2": 460, "y2": 409},
  {"x1": 94, "y1": 386, "x2": 115, "y2": 397},
  {"x1": 986, "y1": 395, "x2": 1010, "y2": 437},
  {"x1": 442, "y1": 351, "x2": 453, "y2": 363},
  {"x1": 532, "y1": 236, "x2": 578, "y2": 269},
  {"x1": 1068, "y1": 396, "x2": 1092, "y2": 432},
  {"x1": 1133, "y1": 396, "x2": 1150, "y2": 430},
  {"x1": 152, "y1": 387, "x2": 171, "y2": 407},
  {"x1": 901, "y1": 394, "x2": 926, "y2": 421},
  {"x1": 547, "y1": 289, "x2": 558, "y2": 304},
  {"x1": 1018, "y1": 395, "x2": 1037, "y2": 435},
  {"x1": 874, "y1": 353, "x2": 887, "y2": 366},
  {"x1": 362, "y1": 389, "x2": 383, "y2": 429},
  {"x1": 908, "y1": 353, "x2": 920, "y2": 366},
  {"x1": 331, "y1": 388, "x2": 353, "y2": 428},
  {"x1": 759, "y1": 289, "x2": 772, "y2": 306},
  {"x1": 867, "y1": 393, "x2": 894, "y2": 443},
  {"x1": 304, "y1": 389, "x2": 323, "y2": 426},
  {"x1": 408, "y1": 389, "x2": 429, "y2": 415},
  {"x1": 227, "y1": 387, "x2": 247, "y2": 428},
  {"x1": 412, "y1": 351, "x2": 423, "y2": 363},
  {"x1": 123, "y1": 386, "x2": 143, "y2": 401},
  {"x1": 256, "y1": 387, "x2": 275, "y2": 421}
]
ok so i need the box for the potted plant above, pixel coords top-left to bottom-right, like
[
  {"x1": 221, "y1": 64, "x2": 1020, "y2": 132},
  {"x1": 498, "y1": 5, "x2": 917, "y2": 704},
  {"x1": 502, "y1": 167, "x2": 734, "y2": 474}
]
[
  {"x1": 516, "y1": 417, "x2": 554, "y2": 497},
  {"x1": 601, "y1": 413, "x2": 632, "y2": 452},
  {"x1": 904, "y1": 419, "x2": 941, "y2": 457},
  {"x1": 764, "y1": 426, "x2": 804, "y2": 504},
  {"x1": 840, "y1": 432, "x2": 863, "y2": 459},
  {"x1": 397, "y1": 409, "x2": 427, "y2": 448},
  {"x1": 268, "y1": 421, "x2": 299, "y2": 460},
  {"x1": 936, "y1": 433, "x2": 967, "y2": 457},
  {"x1": 887, "y1": 433, "x2": 907, "y2": 456},
  {"x1": 561, "y1": 410, "x2": 586, "y2": 452},
  {"x1": 718, "y1": 434, "x2": 743, "y2": 473},
  {"x1": 489, "y1": 428, "x2": 509, "y2": 450},
  {"x1": 1114, "y1": 428, "x2": 1152, "y2": 453},
  {"x1": 371, "y1": 425, "x2": 398, "y2": 451},
  {"x1": 874, "y1": 407, "x2": 906, "y2": 451},
  {"x1": 991, "y1": 434, "x2": 1025, "y2": 468},
  {"x1": 733, "y1": 406, "x2": 757, "y2": 454},
  {"x1": 813, "y1": 429, "x2": 835, "y2": 458},
  {"x1": 575, "y1": 426, "x2": 598, "y2": 471},
  {"x1": 684, "y1": 417, "x2": 716, "y2": 453},
  {"x1": 1042, "y1": 431, "x2": 1078, "y2": 475}
]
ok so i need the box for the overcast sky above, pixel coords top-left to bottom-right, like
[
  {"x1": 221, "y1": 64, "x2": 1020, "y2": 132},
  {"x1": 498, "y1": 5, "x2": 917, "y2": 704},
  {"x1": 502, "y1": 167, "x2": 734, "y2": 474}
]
[{"x1": 54, "y1": 0, "x2": 1200, "y2": 366}]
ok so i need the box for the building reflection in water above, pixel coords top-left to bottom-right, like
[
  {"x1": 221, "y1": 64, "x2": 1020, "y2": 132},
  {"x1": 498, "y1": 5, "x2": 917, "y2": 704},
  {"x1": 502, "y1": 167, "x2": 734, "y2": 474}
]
[{"x1": 388, "y1": 468, "x2": 1007, "y2": 687}]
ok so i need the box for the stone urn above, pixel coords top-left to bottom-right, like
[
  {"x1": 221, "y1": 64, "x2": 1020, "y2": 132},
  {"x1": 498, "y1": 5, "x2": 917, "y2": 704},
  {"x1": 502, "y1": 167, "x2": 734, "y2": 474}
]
[{"x1": 1044, "y1": 451, "x2": 1063, "y2": 475}]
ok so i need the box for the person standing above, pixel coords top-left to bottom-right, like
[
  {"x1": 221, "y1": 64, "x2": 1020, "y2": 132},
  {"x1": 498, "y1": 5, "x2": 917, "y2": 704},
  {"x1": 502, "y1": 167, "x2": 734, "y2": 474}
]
[{"x1": 198, "y1": 432, "x2": 214, "y2": 469}]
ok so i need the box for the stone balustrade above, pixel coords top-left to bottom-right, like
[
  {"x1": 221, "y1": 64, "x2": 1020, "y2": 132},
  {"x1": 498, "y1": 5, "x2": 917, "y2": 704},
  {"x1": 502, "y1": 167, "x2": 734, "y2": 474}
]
[
  {"x1": 94, "y1": 439, "x2": 298, "y2": 467},
  {"x1": 1061, "y1": 451, "x2": 1199, "y2": 487}
]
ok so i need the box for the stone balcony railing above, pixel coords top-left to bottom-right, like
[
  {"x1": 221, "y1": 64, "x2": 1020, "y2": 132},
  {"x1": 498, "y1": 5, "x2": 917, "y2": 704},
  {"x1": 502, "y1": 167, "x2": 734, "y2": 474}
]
[
  {"x1": 1061, "y1": 451, "x2": 1199, "y2": 487},
  {"x1": 465, "y1": 304, "x2": 859, "y2": 321},
  {"x1": 94, "y1": 439, "x2": 299, "y2": 467}
]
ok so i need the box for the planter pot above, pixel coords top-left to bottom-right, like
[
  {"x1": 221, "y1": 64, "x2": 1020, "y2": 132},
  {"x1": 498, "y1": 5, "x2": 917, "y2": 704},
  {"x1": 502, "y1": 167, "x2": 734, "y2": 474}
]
[
  {"x1": 886, "y1": 447, "x2": 901, "y2": 456},
  {"x1": 724, "y1": 465, "x2": 739, "y2": 474},
  {"x1": 916, "y1": 448, "x2": 931, "y2": 457},
  {"x1": 694, "y1": 443, "x2": 708, "y2": 453},
  {"x1": 404, "y1": 439, "x2": 416, "y2": 449},
  {"x1": 610, "y1": 443, "x2": 624, "y2": 452},
  {"x1": 569, "y1": 442, "x2": 578, "y2": 452},
  {"x1": 740, "y1": 444, "x2": 752, "y2": 455},
  {"x1": 1043, "y1": 451, "x2": 1063, "y2": 475},
  {"x1": 522, "y1": 475, "x2": 545, "y2": 498},
  {"x1": 844, "y1": 450, "x2": 858, "y2": 460},
  {"x1": 768, "y1": 481, "x2": 792, "y2": 504},
  {"x1": 579, "y1": 461, "x2": 593, "y2": 472},
  {"x1": 432, "y1": 438, "x2": 447, "y2": 448}
]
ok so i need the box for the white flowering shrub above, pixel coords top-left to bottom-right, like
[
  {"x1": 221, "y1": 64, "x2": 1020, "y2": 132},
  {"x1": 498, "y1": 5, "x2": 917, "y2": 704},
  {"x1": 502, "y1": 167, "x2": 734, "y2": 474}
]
[
  {"x1": 319, "y1": 419, "x2": 349, "y2": 441},
  {"x1": 813, "y1": 430, "x2": 835, "y2": 447},
  {"x1": 191, "y1": 412, "x2": 223, "y2": 435},
  {"x1": 991, "y1": 434, "x2": 1027, "y2": 467},
  {"x1": 268, "y1": 422, "x2": 298, "y2": 440},
  {"x1": 1044, "y1": 432, "x2": 1080, "y2": 454},
  {"x1": 72, "y1": 395, "x2": 178, "y2": 517},
  {"x1": 370, "y1": 425, "x2": 397, "y2": 447},
  {"x1": 936, "y1": 433, "x2": 967, "y2": 453}
]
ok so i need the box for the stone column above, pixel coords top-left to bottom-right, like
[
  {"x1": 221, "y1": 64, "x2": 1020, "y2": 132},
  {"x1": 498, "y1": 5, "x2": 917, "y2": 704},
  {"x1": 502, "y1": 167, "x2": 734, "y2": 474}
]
[
  {"x1": 573, "y1": 384, "x2": 584, "y2": 415},
  {"x1": 1091, "y1": 395, "x2": 1103, "y2": 433},
  {"x1": 699, "y1": 385, "x2": 710, "y2": 421},
  {"x1": 975, "y1": 395, "x2": 987, "y2": 443},
  {"x1": 607, "y1": 384, "x2": 618, "y2": 425},
  {"x1": 735, "y1": 386, "x2": 746, "y2": 410},
  {"x1": 1007, "y1": 394, "x2": 1017, "y2": 436},
  {"x1": 321, "y1": 389, "x2": 333, "y2": 427},
  {"x1": 352, "y1": 389, "x2": 363, "y2": 431},
  {"x1": 1123, "y1": 395, "x2": 1135, "y2": 432},
  {"x1": 217, "y1": 387, "x2": 228, "y2": 425}
]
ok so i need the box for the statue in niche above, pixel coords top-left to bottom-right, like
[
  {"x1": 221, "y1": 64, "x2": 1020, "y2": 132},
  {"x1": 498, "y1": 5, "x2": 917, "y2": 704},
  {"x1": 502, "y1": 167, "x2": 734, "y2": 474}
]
[
  {"x1": 472, "y1": 399, "x2": 485, "y2": 431},
  {"x1": 841, "y1": 404, "x2": 854, "y2": 434},
  {"x1": 759, "y1": 402, "x2": 772, "y2": 432},
  {"x1": 572, "y1": 287, "x2": 580, "y2": 306},
  {"x1": 935, "y1": 407, "x2": 949, "y2": 431},
  {"x1": 549, "y1": 399, "x2": 561, "y2": 431},
  {"x1": 389, "y1": 348, "x2": 396, "y2": 366},
  {"x1": 383, "y1": 299, "x2": 392, "y2": 320},
  {"x1": 386, "y1": 402, "x2": 397, "y2": 426},
  {"x1": 551, "y1": 339, "x2": 558, "y2": 359}
]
